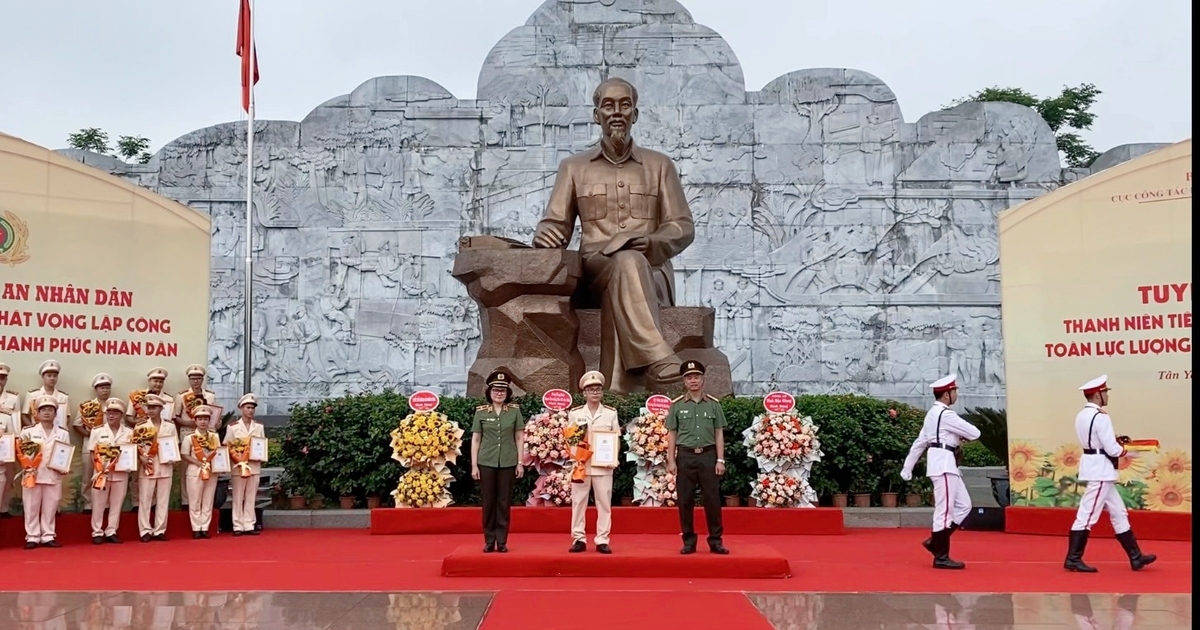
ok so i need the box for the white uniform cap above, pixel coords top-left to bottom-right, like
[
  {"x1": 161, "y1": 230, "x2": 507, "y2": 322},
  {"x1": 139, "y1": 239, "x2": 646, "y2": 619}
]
[
  {"x1": 92, "y1": 373, "x2": 113, "y2": 388},
  {"x1": 0, "y1": 363, "x2": 10, "y2": 376},
  {"x1": 147, "y1": 367, "x2": 168, "y2": 380},
  {"x1": 238, "y1": 393, "x2": 258, "y2": 407},
  {"x1": 185, "y1": 364, "x2": 207, "y2": 378},
  {"x1": 35, "y1": 394, "x2": 59, "y2": 410},
  {"x1": 193, "y1": 405, "x2": 213, "y2": 418},
  {"x1": 1079, "y1": 375, "x2": 1110, "y2": 394},
  {"x1": 579, "y1": 370, "x2": 606, "y2": 390},
  {"x1": 105, "y1": 397, "x2": 127, "y2": 413},
  {"x1": 39, "y1": 360, "x2": 61, "y2": 375},
  {"x1": 143, "y1": 393, "x2": 165, "y2": 408},
  {"x1": 930, "y1": 374, "x2": 957, "y2": 393}
]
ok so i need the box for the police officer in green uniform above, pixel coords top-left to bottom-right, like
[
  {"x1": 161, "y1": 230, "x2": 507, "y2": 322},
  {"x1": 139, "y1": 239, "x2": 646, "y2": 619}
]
[
  {"x1": 470, "y1": 370, "x2": 526, "y2": 553},
  {"x1": 665, "y1": 360, "x2": 730, "y2": 555}
]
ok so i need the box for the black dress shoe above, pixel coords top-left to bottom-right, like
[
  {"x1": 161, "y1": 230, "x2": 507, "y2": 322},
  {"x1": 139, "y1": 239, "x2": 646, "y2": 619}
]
[
  {"x1": 24, "y1": 541, "x2": 38, "y2": 550},
  {"x1": 596, "y1": 544, "x2": 612, "y2": 554},
  {"x1": 680, "y1": 546, "x2": 696, "y2": 555},
  {"x1": 569, "y1": 541, "x2": 587, "y2": 553},
  {"x1": 192, "y1": 531, "x2": 202, "y2": 539},
  {"x1": 232, "y1": 531, "x2": 244, "y2": 537},
  {"x1": 92, "y1": 536, "x2": 105, "y2": 545},
  {"x1": 496, "y1": 544, "x2": 509, "y2": 553},
  {"x1": 709, "y1": 545, "x2": 730, "y2": 555},
  {"x1": 105, "y1": 535, "x2": 122, "y2": 544},
  {"x1": 141, "y1": 534, "x2": 152, "y2": 542},
  {"x1": 246, "y1": 529, "x2": 260, "y2": 536},
  {"x1": 199, "y1": 531, "x2": 210, "y2": 539},
  {"x1": 42, "y1": 540, "x2": 62, "y2": 548},
  {"x1": 483, "y1": 543, "x2": 495, "y2": 553},
  {"x1": 153, "y1": 534, "x2": 168, "y2": 542}
]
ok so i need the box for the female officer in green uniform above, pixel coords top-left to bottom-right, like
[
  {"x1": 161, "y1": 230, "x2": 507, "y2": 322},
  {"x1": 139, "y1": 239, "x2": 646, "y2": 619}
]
[{"x1": 470, "y1": 370, "x2": 525, "y2": 553}]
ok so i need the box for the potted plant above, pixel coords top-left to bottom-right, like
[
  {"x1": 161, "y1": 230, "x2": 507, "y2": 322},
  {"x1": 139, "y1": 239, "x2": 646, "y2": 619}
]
[
  {"x1": 831, "y1": 485, "x2": 849, "y2": 508},
  {"x1": 269, "y1": 482, "x2": 287, "y2": 510},
  {"x1": 285, "y1": 478, "x2": 309, "y2": 510},
  {"x1": 620, "y1": 496, "x2": 634, "y2": 506},
  {"x1": 880, "y1": 466, "x2": 903, "y2": 508},
  {"x1": 907, "y1": 476, "x2": 933, "y2": 506},
  {"x1": 851, "y1": 477, "x2": 876, "y2": 508}
]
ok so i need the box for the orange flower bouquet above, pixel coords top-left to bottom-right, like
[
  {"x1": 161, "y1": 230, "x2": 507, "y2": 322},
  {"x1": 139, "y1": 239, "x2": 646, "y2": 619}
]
[
  {"x1": 182, "y1": 391, "x2": 205, "y2": 419},
  {"x1": 91, "y1": 444, "x2": 121, "y2": 490},
  {"x1": 228, "y1": 437, "x2": 253, "y2": 478},
  {"x1": 191, "y1": 432, "x2": 220, "y2": 480},
  {"x1": 563, "y1": 423, "x2": 592, "y2": 483},
  {"x1": 128, "y1": 390, "x2": 149, "y2": 420},
  {"x1": 79, "y1": 399, "x2": 103, "y2": 429},
  {"x1": 15, "y1": 439, "x2": 42, "y2": 488},
  {"x1": 131, "y1": 423, "x2": 159, "y2": 476}
]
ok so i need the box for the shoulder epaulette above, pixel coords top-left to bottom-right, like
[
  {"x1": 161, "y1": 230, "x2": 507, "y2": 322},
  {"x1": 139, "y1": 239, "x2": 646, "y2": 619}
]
[
  {"x1": 4, "y1": 389, "x2": 16, "y2": 396},
  {"x1": 569, "y1": 405, "x2": 584, "y2": 412},
  {"x1": 58, "y1": 390, "x2": 68, "y2": 397},
  {"x1": 602, "y1": 404, "x2": 617, "y2": 411},
  {"x1": 705, "y1": 394, "x2": 720, "y2": 402},
  {"x1": 178, "y1": 389, "x2": 189, "y2": 395},
  {"x1": 475, "y1": 404, "x2": 490, "y2": 411},
  {"x1": 670, "y1": 395, "x2": 685, "y2": 403},
  {"x1": 28, "y1": 388, "x2": 39, "y2": 393}
]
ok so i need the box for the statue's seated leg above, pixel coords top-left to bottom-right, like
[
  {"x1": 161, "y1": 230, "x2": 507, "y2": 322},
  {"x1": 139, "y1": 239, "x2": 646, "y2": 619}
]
[{"x1": 583, "y1": 250, "x2": 681, "y2": 384}]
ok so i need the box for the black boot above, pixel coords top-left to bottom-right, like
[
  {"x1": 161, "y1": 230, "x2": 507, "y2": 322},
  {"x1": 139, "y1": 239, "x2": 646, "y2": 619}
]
[
  {"x1": 921, "y1": 522, "x2": 957, "y2": 558},
  {"x1": 1115, "y1": 530, "x2": 1157, "y2": 571},
  {"x1": 1064, "y1": 529, "x2": 1098, "y2": 572},
  {"x1": 932, "y1": 529, "x2": 965, "y2": 570}
]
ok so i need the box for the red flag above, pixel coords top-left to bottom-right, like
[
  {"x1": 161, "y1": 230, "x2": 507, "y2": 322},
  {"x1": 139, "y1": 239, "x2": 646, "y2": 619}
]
[{"x1": 236, "y1": 0, "x2": 259, "y2": 112}]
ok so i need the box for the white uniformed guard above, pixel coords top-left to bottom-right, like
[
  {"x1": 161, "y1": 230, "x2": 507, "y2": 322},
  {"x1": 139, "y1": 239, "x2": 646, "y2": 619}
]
[
  {"x1": 135, "y1": 393, "x2": 178, "y2": 541},
  {"x1": 900, "y1": 374, "x2": 980, "y2": 569},
  {"x1": 224, "y1": 393, "x2": 266, "y2": 535},
  {"x1": 567, "y1": 371, "x2": 621, "y2": 554},
  {"x1": 19, "y1": 395, "x2": 72, "y2": 548},
  {"x1": 87, "y1": 398, "x2": 134, "y2": 543},
  {"x1": 1064, "y1": 376, "x2": 1157, "y2": 573}
]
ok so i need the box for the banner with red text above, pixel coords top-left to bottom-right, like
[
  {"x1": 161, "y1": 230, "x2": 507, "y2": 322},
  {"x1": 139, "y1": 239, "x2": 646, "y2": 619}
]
[
  {"x1": 0, "y1": 133, "x2": 210, "y2": 510},
  {"x1": 999, "y1": 140, "x2": 1191, "y2": 513}
]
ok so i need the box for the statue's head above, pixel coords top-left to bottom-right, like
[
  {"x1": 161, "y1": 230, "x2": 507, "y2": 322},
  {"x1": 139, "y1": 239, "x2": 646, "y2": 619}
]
[{"x1": 592, "y1": 78, "x2": 639, "y2": 146}]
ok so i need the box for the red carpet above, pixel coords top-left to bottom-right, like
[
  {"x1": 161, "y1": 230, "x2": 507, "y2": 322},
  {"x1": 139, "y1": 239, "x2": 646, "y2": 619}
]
[
  {"x1": 1, "y1": 529, "x2": 1188, "y2": 593},
  {"x1": 371, "y1": 506, "x2": 844, "y2": 535},
  {"x1": 0, "y1": 510, "x2": 210, "y2": 546},
  {"x1": 480, "y1": 591, "x2": 774, "y2": 630},
  {"x1": 442, "y1": 542, "x2": 790, "y2": 578},
  {"x1": 1006, "y1": 506, "x2": 1192, "y2": 541}
]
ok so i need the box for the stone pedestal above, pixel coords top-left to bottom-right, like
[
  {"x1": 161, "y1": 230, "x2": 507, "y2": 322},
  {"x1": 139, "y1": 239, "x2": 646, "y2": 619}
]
[
  {"x1": 452, "y1": 237, "x2": 585, "y2": 396},
  {"x1": 453, "y1": 236, "x2": 733, "y2": 398}
]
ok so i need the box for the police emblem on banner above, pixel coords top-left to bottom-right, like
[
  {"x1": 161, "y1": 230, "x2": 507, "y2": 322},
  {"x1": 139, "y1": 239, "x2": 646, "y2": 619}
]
[{"x1": 0, "y1": 209, "x2": 30, "y2": 267}]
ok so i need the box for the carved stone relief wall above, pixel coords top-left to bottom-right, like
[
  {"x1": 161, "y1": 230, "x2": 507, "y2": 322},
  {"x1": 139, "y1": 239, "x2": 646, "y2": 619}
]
[{"x1": 67, "y1": 0, "x2": 1152, "y2": 414}]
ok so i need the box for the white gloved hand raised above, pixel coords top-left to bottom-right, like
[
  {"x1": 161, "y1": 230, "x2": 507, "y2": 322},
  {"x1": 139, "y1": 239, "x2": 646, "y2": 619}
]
[{"x1": 900, "y1": 470, "x2": 912, "y2": 482}]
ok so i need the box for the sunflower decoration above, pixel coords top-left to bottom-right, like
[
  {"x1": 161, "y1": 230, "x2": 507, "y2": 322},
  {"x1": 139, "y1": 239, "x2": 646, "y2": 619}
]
[
  {"x1": 389, "y1": 411, "x2": 464, "y2": 469},
  {"x1": 1048, "y1": 443, "x2": 1082, "y2": 478},
  {"x1": 1008, "y1": 440, "x2": 1044, "y2": 469},
  {"x1": 391, "y1": 467, "x2": 454, "y2": 508},
  {"x1": 1151, "y1": 450, "x2": 1191, "y2": 477},
  {"x1": 182, "y1": 391, "x2": 206, "y2": 419},
  {"x1": 1116, "y1": 452, "x2": 1149, "y2": 485},
  {"x1": 1144, "y1": 472, "x2": 1191, "y2": 512},
  {"x1": 1008, "y1": 463, "x2": 1039, "y2": 495},
  {"x1": 131, "y1": 423, "x2": 160, "y2": 476},
  {"x1": 128, "y1": 390, "x2": 149, "y2": 419},
  {"x1": 79, "y1": 399, "x2": 103, "y2": 429}
]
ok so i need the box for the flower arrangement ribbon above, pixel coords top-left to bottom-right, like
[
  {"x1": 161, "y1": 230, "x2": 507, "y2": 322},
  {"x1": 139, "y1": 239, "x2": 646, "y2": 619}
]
[{"x1": 15, "y1": 439, "x2": 42, "y2": 488}]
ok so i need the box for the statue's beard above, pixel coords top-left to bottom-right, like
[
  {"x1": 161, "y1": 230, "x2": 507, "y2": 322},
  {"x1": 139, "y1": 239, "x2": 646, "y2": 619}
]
[{"x1": 606, "y1": 127, "x2": 629, "y2": 153}]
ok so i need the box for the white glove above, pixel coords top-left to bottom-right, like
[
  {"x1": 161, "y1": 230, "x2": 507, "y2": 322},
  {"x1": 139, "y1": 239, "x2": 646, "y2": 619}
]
[{"x1": 900, "y1": 470, "x2": 912, "y2": 482}]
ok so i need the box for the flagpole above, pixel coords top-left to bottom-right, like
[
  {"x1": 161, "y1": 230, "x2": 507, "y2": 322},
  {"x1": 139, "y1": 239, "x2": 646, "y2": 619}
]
[{"x1": 242, "y1": 0, "x2": 256, "y2": 397}]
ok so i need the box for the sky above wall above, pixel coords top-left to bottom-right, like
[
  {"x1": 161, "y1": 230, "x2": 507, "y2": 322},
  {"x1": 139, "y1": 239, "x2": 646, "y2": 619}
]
[{"x1": 0, "y1": 0, "x2": 1190, "y2": 157}]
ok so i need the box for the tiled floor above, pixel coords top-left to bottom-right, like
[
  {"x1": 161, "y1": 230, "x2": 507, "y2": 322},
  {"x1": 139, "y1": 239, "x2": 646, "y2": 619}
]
[{"x1": 0, "y1": 591, "x2": 1189, "y2": 629}]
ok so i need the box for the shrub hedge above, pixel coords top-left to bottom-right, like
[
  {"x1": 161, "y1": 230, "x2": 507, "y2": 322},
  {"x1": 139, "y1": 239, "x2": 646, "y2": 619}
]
[{"x1": 276, "y1": 391, "x2": 940, "y2": 506}]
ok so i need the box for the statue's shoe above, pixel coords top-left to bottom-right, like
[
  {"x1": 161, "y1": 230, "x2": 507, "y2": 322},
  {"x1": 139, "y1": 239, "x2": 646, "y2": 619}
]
[{"x1": 647, "y1": 357, "x2": 683, "y2": 382}]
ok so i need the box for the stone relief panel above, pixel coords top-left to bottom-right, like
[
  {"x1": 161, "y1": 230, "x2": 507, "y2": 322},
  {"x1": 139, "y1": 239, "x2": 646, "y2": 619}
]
[{"x1": 67, "y1": 0, "x2": 1150, "y2": 414}]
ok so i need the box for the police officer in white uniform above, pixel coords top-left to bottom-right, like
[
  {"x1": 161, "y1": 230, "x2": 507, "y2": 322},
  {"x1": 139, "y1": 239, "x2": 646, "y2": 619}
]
[
  {"x1": 901, "y1": 374, "x2": 980, "y2": 569},
  {"x1": 567, "y1": 371, "x2": 621, "y2": 554},
  {"x1": 1064, "y1": 375, "x2": 1157, "y2": 573}
]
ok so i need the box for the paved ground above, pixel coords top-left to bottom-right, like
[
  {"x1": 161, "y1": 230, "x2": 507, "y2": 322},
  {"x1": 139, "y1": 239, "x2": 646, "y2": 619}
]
[{"x1": 0, "y1": 591, "x2": 1189, "y2": 629}]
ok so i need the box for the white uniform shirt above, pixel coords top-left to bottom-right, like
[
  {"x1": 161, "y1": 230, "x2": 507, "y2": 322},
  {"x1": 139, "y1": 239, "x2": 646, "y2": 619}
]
[
  {"x1": 23, "y1": 388, "x2": 69, "y2": 429},
  {"x1": 17, "y1": 423, "x2": 72, "y2": 485},
  {"x1": 86, "y1": 422, "x2": 134, "y2": 481},
  {"x1": 223, "y1": 419, "x2": 265, "y2": 475},
  {"x1": 0, "y1": 390, "x2": 20, "y2": 434},
  {"x1": 1076, "y1": 403, "x2": 1125, "y2": 482},
  {"x1": 902, "y1": 402, "x2": 981, "y2": 477},
  {"x1": 566, "y1": 403, "x2": 621, "y2": 477}
]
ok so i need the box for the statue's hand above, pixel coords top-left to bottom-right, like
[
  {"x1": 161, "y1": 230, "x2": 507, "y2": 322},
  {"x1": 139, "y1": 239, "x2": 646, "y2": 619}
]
[
  {"x1": 626, "y1": 236, "x2": 649, "y2": 252},
  {"x1": 532, "y1": 225, "x2": 566, "y2": 248}
]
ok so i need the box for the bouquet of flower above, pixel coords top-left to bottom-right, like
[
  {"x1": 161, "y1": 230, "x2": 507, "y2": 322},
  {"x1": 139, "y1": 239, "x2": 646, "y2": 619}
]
[
  {"x1": 391, "y1": 467, "x2": 453, "y2": 508},
  {"x1": 646, "y1": 467, "x2": 677, "y2": 507},
  {"x1": 128, "y1": 390, "x2": 149, "y2": 420},
  {"x1": 521, "y1": 410, "x2": 570, "y2": 469},
  {"x1": 751, "y1": 470, "x2": 816, "y2": 508},
  {"x1": 79, "y1": 399, "x2": 103, "y2": 429},
  {"x1": 228, "y1": 437, "x2": 253, "y2": 478},
  {"x1": 624, "y1": 407, "x2": 670, "y2": 467},
  {"x1": 389, "y1": 411, "x2": 464, "y2": 469},
  {"x1": 528, "y1": 467, "x2": 572, "y2": 506},
  {"x1": 91, "y1": 443, "x2": 122, "y2": 490},
  {"x1": 563, "y1": 421, "x2": 593, "y2": 483},
  {"x1": 191, "y1": 432, "x2": 220, "y2": 480},
  {"x1": 131, "y1": 423, "x2": 159, "y2": 476},
  {"x1": 15, "y1": 439, "x2": 42, "y2": 489},
  {"x1": 742, "y1": 412, "x2": 823, "y2": 473},
  {"x1": 182, "y1": 391, "x2": 206, "y2": 419}
]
